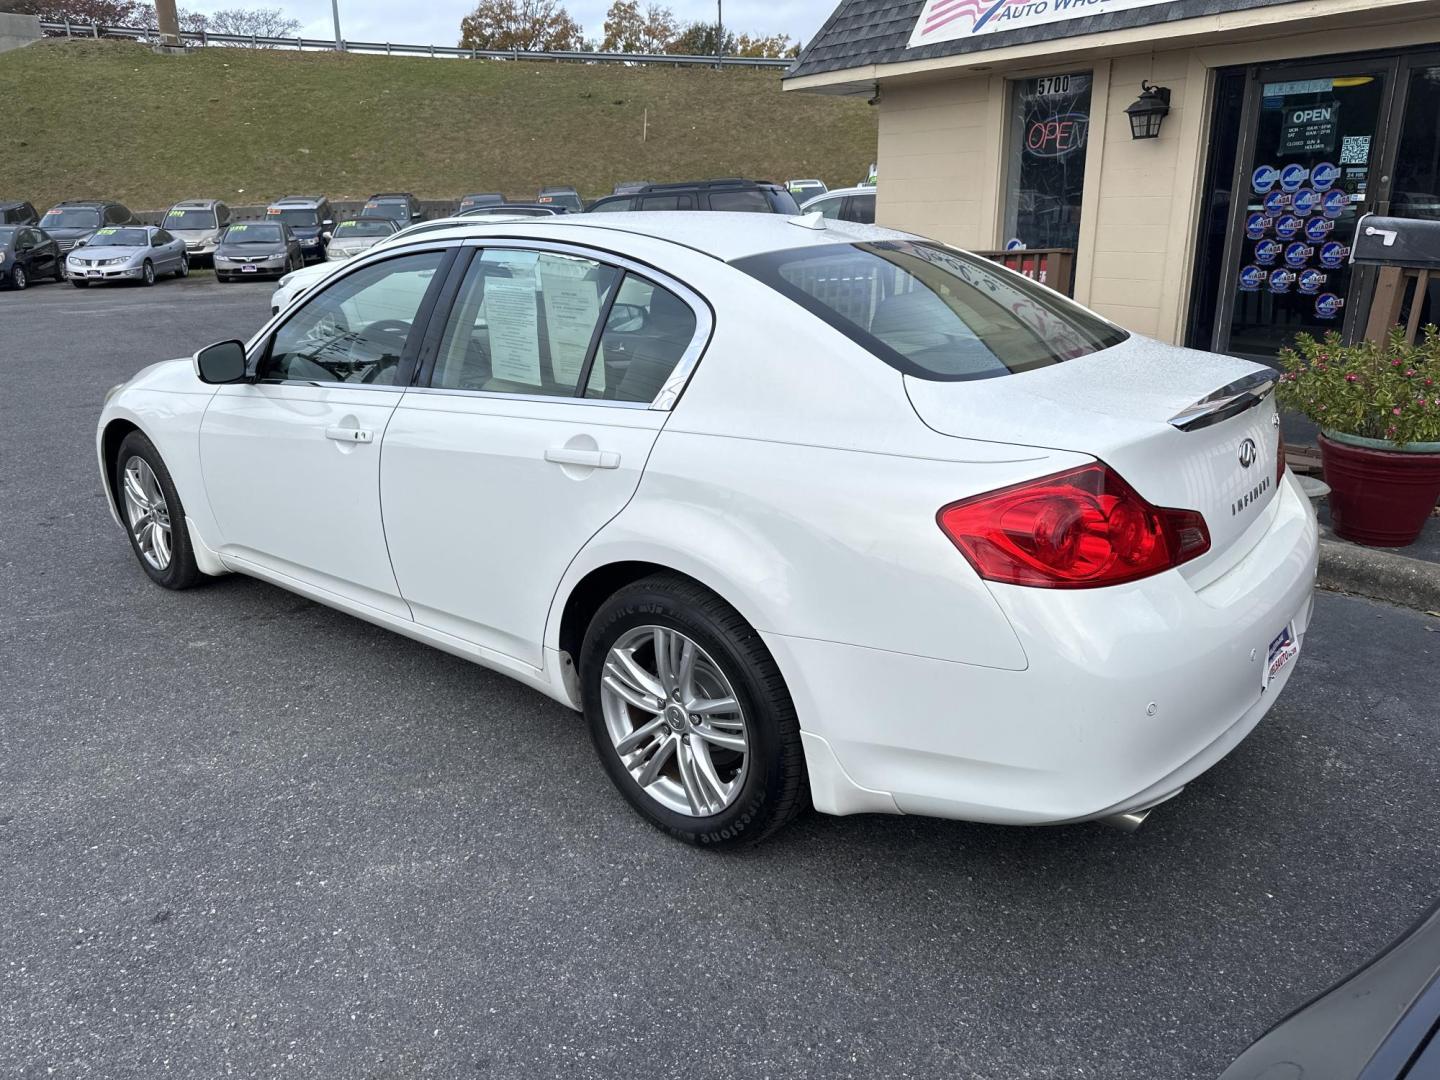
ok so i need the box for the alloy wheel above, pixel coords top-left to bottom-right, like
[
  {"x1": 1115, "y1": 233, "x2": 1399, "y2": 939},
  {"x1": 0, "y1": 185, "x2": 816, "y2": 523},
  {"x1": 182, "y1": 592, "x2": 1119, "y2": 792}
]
[
  {"x1": 600, "y1": 625, "x2": 749, "y2": 817},
  {"x1": 12, "y1": 266, "x2": 26, "y2": 290},
  {"x1": 121, "y1": 456, "x2": 172, "y2": 571}
]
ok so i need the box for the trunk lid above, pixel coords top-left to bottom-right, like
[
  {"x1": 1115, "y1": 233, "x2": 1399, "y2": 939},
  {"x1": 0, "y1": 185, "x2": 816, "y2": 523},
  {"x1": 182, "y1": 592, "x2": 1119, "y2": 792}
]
[{"x1": 905, "y1": 335, "x2": 1284, "y2": 582}]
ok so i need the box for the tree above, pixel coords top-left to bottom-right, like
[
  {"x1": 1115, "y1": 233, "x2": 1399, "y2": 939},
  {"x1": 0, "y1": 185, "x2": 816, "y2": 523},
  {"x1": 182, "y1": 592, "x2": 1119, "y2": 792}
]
[
  {"x1": 458, "y1": 0, "x2": 585, "y2": 52},
  {"x1": 600, "y1": 0, "x2": 676, "y2": 53},
  {"x1": 187, "y1": 7, "x2": 302, "y2": 41},
  {"x1": 668, "y1": 20, "x2": 734, "y2": 56},
  {"x1": 733, "y1": 31, "x2": 798, "y2": 58},
  {"x1": 5, "y1": 0, "x2": 150, "y2": 23}
]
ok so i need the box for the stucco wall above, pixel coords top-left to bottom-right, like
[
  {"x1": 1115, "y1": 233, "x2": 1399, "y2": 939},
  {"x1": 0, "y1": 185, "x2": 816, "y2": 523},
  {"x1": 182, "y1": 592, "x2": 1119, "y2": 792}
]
[
  {"x1": 0, "y1": 13, "x2": 42, "y2": 54},
  {"x1": 872, "y1": 16, "x2": 1440, "y2": 345}
]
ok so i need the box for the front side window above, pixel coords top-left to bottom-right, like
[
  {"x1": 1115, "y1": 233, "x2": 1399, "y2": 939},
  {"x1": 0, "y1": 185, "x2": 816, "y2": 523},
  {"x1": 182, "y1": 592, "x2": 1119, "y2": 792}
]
[
  {"x1": 812, "y1": 196, "x2": 845, "y2": 220},
  {"x1": 153, "y1": 229, "x2": 173, "y2": 245},
  {"x1": 265, "y1": 252, "x2": 444, "y2": 385},
  {"x1": 432, "y1": 249, "x2": 621, "y2": 397},
  {"x1": 1003, "y1": 72, "x2": 1092, "y2": 250},
  {"x1": 734, "y1": 241, "x2": 1126, "y2": 381}
]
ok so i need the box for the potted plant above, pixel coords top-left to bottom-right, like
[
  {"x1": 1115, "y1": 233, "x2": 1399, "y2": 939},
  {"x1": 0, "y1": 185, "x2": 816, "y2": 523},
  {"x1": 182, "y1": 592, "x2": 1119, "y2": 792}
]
[{"x1": 1277, "y1": 327, "x2": 1440, "y2": 547}]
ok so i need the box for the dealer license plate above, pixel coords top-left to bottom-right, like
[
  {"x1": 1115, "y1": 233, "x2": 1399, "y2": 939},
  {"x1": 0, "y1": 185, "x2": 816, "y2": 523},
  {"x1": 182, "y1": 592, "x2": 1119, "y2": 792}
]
[
  {"x1": 240, "y1": 264, "x2": 258, "y2": 273},
  {"x1": 1263, "y1": 624, "x2": 1300, "y2": 690}
]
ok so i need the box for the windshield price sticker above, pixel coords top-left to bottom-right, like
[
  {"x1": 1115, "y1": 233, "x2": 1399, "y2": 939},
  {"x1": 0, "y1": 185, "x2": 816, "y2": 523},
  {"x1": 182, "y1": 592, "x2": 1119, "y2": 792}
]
[{"x1": 96, "y1": 228, "x2": 117, "y2": 235}]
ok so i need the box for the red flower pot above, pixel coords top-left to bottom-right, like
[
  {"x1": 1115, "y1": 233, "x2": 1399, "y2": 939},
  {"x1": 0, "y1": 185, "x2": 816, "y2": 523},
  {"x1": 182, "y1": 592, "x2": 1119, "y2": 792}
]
[{"x1": 1319, "y1": 432, "x2": 1440, "y2": 547}]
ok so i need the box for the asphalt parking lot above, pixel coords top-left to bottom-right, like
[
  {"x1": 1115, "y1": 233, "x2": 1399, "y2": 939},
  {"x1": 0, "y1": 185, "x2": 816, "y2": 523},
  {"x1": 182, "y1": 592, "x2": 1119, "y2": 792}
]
[{"x1": 3, "y1": 276, "x2": 1440, "y2": 1080}]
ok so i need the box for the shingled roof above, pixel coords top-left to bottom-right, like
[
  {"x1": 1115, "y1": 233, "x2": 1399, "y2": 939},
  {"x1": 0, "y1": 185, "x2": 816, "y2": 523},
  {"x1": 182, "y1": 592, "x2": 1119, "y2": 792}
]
[{"x1": 786, "y1": 0, "x2": 1307, "y2": 82}]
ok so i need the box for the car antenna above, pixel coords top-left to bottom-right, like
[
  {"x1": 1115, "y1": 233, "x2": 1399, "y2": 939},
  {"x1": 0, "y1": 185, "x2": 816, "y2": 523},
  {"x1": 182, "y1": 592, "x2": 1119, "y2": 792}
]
[{"x1": 788, "y1": 211, "x2": 827, "y2": 232}]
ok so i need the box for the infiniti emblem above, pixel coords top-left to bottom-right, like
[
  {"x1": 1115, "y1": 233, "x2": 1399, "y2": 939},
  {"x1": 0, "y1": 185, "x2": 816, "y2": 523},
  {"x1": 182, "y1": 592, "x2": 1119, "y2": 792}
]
[{"x1": 1238, "y1": 438, "x2": 1258, "y2": 468}]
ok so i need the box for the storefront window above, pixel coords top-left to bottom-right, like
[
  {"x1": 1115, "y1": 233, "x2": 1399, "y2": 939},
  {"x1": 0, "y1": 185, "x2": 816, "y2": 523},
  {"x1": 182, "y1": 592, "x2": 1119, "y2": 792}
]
[
  {"x1": 1003, "y1": 73, "x2": 1092, "y2": 253},
  {"x1": 1393, "y1": 67, "x2": 1440, "y2": 220}
]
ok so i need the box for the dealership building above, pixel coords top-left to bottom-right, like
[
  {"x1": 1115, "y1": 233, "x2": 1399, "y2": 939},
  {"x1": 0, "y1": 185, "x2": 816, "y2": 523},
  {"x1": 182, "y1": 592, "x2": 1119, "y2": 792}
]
[{"x1": 784, "y1": 0, "x2": 1440, "y2": 360}]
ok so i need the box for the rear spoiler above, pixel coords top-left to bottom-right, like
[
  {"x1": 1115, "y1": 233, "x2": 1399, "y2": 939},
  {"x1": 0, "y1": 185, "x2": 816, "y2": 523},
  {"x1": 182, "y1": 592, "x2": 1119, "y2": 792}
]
[{"x1": 1168, "y1": 368, "x2": 1279, "y2": 432}]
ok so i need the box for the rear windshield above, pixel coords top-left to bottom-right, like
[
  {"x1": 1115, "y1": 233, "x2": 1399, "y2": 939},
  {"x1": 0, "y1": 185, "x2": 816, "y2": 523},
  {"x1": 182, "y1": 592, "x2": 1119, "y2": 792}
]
[
  {"x1": 459, "y1": 194, "x2": 504, "y2": 208},
  {"x1": 361, "y1": 200, "x2": 410, "y2": 221},
  {"x1": 733, "y1": 240, "x2": 1127, "y2": 381},
  {"x1": 334, "y1": 219, "x2": 395, "y2": 236}
]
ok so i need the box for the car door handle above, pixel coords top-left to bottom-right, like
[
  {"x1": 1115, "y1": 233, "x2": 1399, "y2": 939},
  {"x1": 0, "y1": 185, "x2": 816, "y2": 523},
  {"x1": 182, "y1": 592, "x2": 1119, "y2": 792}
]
[
  {"x1": 545, "y1": 447, "x2": 620, "y2": 469},
  {"x1": 325, "y1": 425, "x2": 374, "y2": 444}
]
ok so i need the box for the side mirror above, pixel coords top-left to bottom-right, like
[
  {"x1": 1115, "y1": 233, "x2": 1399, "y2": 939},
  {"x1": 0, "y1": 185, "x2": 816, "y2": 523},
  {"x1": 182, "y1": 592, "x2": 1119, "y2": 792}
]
[
  {"x1": 75, "y1": 238, "x2": 88, "y2": 248},
  {"x1": 194, "y1": 340, "x2": 249, "y2": 385}
]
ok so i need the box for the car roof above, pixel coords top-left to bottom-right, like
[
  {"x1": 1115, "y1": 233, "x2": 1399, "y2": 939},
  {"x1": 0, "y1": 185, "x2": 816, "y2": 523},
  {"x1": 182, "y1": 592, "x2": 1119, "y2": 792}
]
[
  {"x1": 638, "y1": 178, "x2": 782, "y2": 193},
  {"x1": 378, "y1": 211, "x2": 912, "y2": 262},
  {"x1": 272, "y1": 196, "x2": 327, "y2": 206},
  {"x1": 170, "y1": 198, "x2": 224, "y2": 208},
  {"x1": 367, "y1": 192, "x2": 416, "y2": 200},
  {"x1": 52, "y1": 199, "x2": 116, "y2": 208},
  {"x1": 804, "y1": 186, "x2": 875, "y2": 200},
  {"x1": 0, "y1": 199, "x2": 30, "y2": 207}
]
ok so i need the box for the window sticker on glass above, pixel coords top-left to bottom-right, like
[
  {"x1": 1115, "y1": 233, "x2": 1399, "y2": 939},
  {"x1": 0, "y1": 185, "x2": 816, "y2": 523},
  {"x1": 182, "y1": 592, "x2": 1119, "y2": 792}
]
[
  {"x1": 540, "y1": 265, "x2": 603, "y2": 390},
  {"x1": 229, "y1": 224, "x2": 249, "y2": 232},
  {"x1": 266, "y1": 207, "x2": 282, "y2": 215},
  {"x1": 95, "y1": 228, "x2": 117, "y2": 236},
  {"x1": 484, "y1": 279, "x2": 542, "y2": 385}
]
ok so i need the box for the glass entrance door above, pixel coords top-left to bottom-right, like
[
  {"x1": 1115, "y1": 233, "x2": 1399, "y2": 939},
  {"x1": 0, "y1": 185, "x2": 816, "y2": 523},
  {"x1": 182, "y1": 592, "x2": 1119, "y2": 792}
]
[{"x1": 1216, "y1": 61, "x2": 1398, "y2": 358}]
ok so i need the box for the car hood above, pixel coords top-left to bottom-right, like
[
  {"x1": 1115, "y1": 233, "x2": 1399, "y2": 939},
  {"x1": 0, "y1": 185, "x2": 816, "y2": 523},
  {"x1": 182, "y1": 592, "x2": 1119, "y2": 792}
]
[
  {"x1": 171, "y1": 229, "x2": 220, "y2": 242},
  {"x1": 329, "y1": 235, "x2": 387, "y2": 250},
  {"x1": 218, "y1": 244, "x2": 286, "y2": 256},
  {"x1": 45, "y1": 226, "x2": 98, "y2": 241},
  {"x1": 73, "y1": 245, "x2": 144, "y2": 260}
]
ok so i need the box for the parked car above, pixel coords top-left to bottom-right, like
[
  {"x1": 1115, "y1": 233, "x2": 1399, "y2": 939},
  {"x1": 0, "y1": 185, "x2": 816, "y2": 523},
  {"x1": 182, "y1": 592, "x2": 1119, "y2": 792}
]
[
  {"x1": 163, "y1": 199, "x2": 231, "y2": 263},
  {"x1": 98, "y1": 213, "x2": 1317, "y2": 847},
  {"x1": 786, "y1": 179, "x2": 827, "y2": 202},
  {"x1": 801, "y1": 186, "x2": 876, "y2": 225},
  {"x1": 264, "y1": 196, "x2": 333, "y2": 263},
  {"x1": 66, "y1": 225, "x2": 188, "y2": 287},
  {"x1": 359, "y1": 192, "x2": 425, "y2": 228},
  {"x1": 586, "y1": 179, "x2": 802, "y2": 214},
  {"x1": 0, "y1": 224, "x2": 63, "y2": 289},
  {"x1": 456, "y1": 203, "x2": 565, "y2": 219},
  {"x1": 0, "y1": 200, "x2": 39, "y2": 225},
  {"x1": 268, "y1": 216, "x2": 480, "y2": 313},
  {"x1": 457, "y1": 192, "x2": 505, "y2": 212},
  {"x1": 537, "y1": 186, "x2": 584, "y2": 212},
  {"x1": 1220, "y1": 899, "x2": 1440, "y2": 1079},
  {"x1": 40, "y1": 200, "x2": 135, "y2": 265},
  {"x1": 324, "y1": 218, "x2": 399, "y2": 261},
  {"x1": 214, "y1": 221, "x2": 304, "y2": 281}
]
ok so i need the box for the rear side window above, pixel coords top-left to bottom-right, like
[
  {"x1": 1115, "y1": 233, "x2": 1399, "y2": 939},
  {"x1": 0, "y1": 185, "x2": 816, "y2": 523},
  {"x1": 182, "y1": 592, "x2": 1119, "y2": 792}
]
[
  {"x1": 844, "y1": 194, "x2": 876, "y2": 224},
  {"x1": 709, "y1": 189, "x2": 769, "y2": 213},
  {"x1": 766, "y1": 189, "x2": 802, "y2": 214},
  {"x1": 584, "y1": 275, "x2": 698, "y2": 402},
  {"x1": 733, "y1": 241, "x2": 1127, "y2": 381},
  {"x1": 639, "y1": 194, "x2": 693, "y2": 211}
]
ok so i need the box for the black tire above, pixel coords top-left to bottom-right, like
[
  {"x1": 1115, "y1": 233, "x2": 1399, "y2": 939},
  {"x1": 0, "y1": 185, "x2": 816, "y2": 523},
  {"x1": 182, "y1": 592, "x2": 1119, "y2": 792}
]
[
  {"x1": 580, "y1": 573, "x2": 808, "y2": 847},
  {"x1": 140, "y1": 260, "x2": 155, "y2": 287},
  {"x1": 53, "y1": 263, "x2": 65, "y2": 282},
  {"x1": 175, "y1": 254, "x2": 189, "y2": 278},
  {"x1": 10, "y1": 266, "x2": 26, "y2": 290},
  {"x1": 113, "y1": 430, "x2": 204, "y2": 590}
]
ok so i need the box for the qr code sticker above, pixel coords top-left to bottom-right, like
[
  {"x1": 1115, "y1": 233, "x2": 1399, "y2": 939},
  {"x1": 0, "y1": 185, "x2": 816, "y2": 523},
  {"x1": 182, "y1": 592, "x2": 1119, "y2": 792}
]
[{"x1": 1340, "y1": 135, "x2": 1371, "y2": 164}]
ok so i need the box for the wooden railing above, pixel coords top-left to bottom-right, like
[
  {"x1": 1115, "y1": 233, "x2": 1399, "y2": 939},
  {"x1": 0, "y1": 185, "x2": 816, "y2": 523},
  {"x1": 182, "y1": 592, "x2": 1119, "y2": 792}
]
[{"x1": 973, "y1": 248, "x2": 1077, "y2": 297}]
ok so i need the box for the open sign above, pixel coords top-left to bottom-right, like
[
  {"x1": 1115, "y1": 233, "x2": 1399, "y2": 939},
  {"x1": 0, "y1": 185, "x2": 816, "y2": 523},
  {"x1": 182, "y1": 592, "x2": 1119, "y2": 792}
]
[{"x1": 1025, "y1": 112, "x2": 1089, "y2": 158}]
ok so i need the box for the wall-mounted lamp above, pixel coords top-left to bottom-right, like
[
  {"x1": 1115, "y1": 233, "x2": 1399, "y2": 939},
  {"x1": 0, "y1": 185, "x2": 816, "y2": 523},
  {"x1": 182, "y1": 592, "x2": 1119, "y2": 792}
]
[{"x1": 1124, "y1": 82, "x2": 1171, "y2": 140}]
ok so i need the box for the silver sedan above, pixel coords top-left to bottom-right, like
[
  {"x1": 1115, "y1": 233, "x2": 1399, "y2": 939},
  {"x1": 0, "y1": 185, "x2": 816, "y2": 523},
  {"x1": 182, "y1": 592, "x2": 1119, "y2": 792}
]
[{"x1": 67, "y1": 225, "x2": 189, "y2": 287}]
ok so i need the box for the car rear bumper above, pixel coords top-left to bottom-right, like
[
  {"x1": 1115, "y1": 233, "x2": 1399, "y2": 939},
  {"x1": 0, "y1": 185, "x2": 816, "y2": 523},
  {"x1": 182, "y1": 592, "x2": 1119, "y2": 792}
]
[{"x1": 768, "y1": 471, "x2": 1320, "y2": 826}]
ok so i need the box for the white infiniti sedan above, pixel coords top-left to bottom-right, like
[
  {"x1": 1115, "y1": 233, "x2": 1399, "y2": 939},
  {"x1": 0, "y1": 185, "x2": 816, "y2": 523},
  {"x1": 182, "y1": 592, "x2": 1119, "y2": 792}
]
[{"x1": 97, "y1": 213, "x2": 1318, "y2": 846}]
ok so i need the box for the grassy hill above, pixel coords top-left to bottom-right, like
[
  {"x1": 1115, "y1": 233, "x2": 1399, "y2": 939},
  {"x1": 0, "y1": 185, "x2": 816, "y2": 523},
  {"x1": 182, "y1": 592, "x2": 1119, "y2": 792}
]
[{"x1": 0, "y1": 38, "x2": 876, "y2": 212}]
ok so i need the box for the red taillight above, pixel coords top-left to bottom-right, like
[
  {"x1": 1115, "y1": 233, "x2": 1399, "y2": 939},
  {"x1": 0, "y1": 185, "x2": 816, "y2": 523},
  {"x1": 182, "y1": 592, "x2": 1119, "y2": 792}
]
[{"x1": 937, "y1": 462, "x2": 1211, "y2": 588}]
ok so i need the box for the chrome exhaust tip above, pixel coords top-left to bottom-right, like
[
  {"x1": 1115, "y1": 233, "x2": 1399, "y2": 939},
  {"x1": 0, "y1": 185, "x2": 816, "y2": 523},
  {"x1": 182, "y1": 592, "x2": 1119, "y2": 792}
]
[{"x1": 1100, "y1": 808, "x2": 1152, "y2": 833}]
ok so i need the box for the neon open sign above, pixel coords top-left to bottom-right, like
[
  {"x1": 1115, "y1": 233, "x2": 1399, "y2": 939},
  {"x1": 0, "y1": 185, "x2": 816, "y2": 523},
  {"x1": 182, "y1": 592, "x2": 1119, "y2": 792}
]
[{"x1": 1025, "y1": 111, "x2": 1089, "y2": 157}]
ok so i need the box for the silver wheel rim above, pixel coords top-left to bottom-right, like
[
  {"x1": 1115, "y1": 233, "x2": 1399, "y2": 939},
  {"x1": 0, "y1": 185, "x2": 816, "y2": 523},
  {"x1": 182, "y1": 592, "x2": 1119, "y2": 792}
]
[
  {"x1": 121, "y1": 456, "x2": 172, "y2": 571},
  {"x1": 14, "y1": 268, "x2": 25, "y2": 288},
  {"x1": 144, "y1": 263, "x2": 153, "y2": 284},
  {"x1": 600, "y1": 625, "x2": 749, "y2": 817}
]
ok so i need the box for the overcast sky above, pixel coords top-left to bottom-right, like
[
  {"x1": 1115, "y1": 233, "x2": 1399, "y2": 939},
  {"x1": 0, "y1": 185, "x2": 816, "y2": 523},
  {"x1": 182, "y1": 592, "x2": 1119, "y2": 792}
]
[{"x1": 180, "y1": 0, "x2": 835, "y2": 48}]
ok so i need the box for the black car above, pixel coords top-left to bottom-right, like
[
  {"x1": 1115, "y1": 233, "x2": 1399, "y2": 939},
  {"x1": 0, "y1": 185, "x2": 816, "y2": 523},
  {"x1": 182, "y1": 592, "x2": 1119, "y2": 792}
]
[
  {"x1": 1220, "y1": 899, "x2": 1440, "y2": 1079},
  {"x1": 586, "y1": 178, "x2": 801, "y2": 214},
  {"x1": 39, "y1": 200, "x2": 135, "y2": 262},
  {"x1": 457, "y1": 192, "x2": 505, "y2": 212},
  {"x1": 0, "y1": 200, "x2": 38, "y2": 225},
  {"x1": 0, "y1": 224, "x2": 63, "y2": 289},
  {"x1": 359, "y1": 192, "x2": 425, "y2": 228},
  {"x1": 537, "y1": 186, "x2": 585, "y2": 212},
  {"x1": 265, "y1": 196, "x2": 334, "y2": 264},
  {"x1": 214, "y1": 221, "x2": 305, "y2": 282}
]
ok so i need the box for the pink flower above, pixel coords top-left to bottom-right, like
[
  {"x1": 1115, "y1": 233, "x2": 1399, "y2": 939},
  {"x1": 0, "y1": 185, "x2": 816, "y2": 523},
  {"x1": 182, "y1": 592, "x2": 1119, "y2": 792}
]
[
  {"x1": 1393, "y1": 359, "x2": 1404, "y2": 367},
  {"x1": 1345, "y1": 373, "x2": 1358, "y2": 382},
  {"x1": 1427, "y1": 378, "x2": 1435, "y2": 387},
  {"x1": 1393, "y1": 406, "x2": 1403, "y2": 415},
  {"x1": 1406, "y1": 369, "x2": 1417, "y2": 377},
  {"x1": 1387, "y1": 425, "x2": 1398, "y2": 436}
]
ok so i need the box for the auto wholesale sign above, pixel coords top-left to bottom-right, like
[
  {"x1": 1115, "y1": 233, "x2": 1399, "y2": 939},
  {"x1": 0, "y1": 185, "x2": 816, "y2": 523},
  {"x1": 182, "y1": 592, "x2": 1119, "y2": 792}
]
[{"x1": 909, "y1": 0, "x2": 1177, "y2": 46}]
